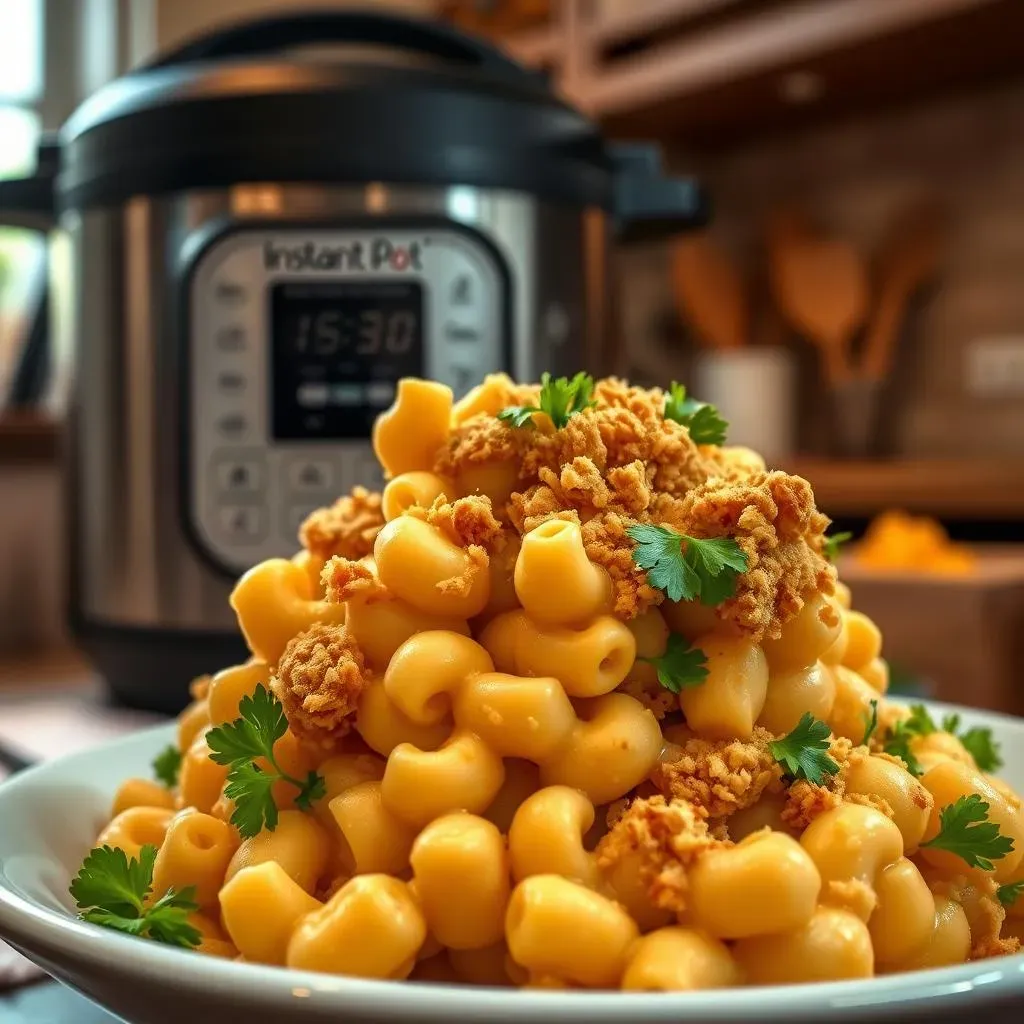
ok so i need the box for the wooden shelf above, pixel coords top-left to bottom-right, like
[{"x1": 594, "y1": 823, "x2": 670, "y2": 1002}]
[
  {"x1": 497, "y1": 0, "x2": 1024, "y2": 149},
  {"x1": 783, "y1": 457, "x2": 1024, "y2": 519},
  {"x1": 0, "y1": 412, "x2": 61, "y2": 465}
]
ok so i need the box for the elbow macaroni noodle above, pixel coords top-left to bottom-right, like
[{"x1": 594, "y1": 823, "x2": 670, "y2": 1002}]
[{"x1": 90, "y1": 374, "x2": 1024, "y2": 990}]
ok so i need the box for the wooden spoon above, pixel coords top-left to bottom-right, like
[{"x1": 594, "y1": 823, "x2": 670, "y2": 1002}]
[
  {"x1": 861, "y1": 202, "x2": 943, "y2": 381},
  {"x1": 670, "y1": 233, "x2": 746, "y2": 350},
  {"x1": 771, "y1": 234, "x2": 869, "y2": 385}
]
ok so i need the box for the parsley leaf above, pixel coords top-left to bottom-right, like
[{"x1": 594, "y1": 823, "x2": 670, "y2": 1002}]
[
  {"x1": 497, "y1": 371, "x2": 597, "y2": 430},
  {"x1": 958, "y1": 727, "x2": 1003, "y2": 773},
  {"x1": 997, "y1": 881, "x2": 1024, "y2": 908},
  {"x1": 882, "y1": 703, "x2": 937, "y2": 777},
  {"x1": 627, "y1": 524, "x2": 748, "y2": 606},
  {"x1": 921, "y1": 794, "x2": 1015, "y2": 871},
  {"x1": 861, "y1": 699, "x2": 879, "y2": 746},
  {"x1": 823, "y1": 531, "x2": 853, "y2": 562},
  {"x1": 151, "y1": 744, "x2": 182, "y2": 789},
  {"x1": 638, "y1": 633, "x2": 708, "y2": 693},
  {"x1": 663, "y1": 382, "x2": 728, "y2": 445},
  {"x1": 70, "y1": 845, "x2": 201, "y2": 949},
  {"x1": 207, "y1": 685, "x2": 326, "y2": 839},
  {"x1": 940, "y1": 714, "x2": 1003, "y2": 772},
  {"x1": 769, "y1": 713, "x2": 840, "y2": 784}
]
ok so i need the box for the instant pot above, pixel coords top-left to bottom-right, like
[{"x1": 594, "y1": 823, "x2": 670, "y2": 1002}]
[{"x1": 1, "y1": 9, "x2": 708, "y2": 713}]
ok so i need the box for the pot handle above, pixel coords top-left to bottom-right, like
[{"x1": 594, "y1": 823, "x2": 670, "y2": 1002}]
[
  {"x1": 610, "y1": 143, "x2": 710, "y2": 243},
  {"x1": 145, "y1": 9, "x2": 542, "y2": 86},
  {"x1": 0, "y1": 136, "x2": 59, "y2": 232}
]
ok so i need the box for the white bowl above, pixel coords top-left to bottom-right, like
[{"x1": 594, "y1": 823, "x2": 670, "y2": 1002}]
[{"x1": 1, "y1": 703, "x2": 1024, "y2": 1024}]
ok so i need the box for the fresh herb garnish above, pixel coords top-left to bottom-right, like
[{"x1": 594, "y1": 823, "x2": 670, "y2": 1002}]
[
  {"x1": 861, "y1": 699, "x2": 879, "y2": 747},
  {"x1": 882, "y1": 703, "x2": 936, "y2": 776},
  {"x1": 206, "y1": 685, "x2": 326, "y2": 838},
  {"x1": 997, "y1": 881, "x2": 1024, "y2": 908},
  {"x1": 626, "y1": 524, "x2": 748, "y2": 606},
  {"x1": 497, "y1": 371, "x2": 597, "y2": 430},
  {"x1": 920, "y1": 794, "x2": 1015, "y2": 871},
  {"x1": 638, "y1": 633, "x2": 708, "y2": 694},
  {"x1": 151, "y1": 744, "x2": 182, "y2": 789},
  {"x1": 823, "y1": 531, "x2": 853, "y2": 562},
  {"x1": 941, "y1": 714, "x2": 1003, "y2": 773},
  {"x1": 769, "y1": 713, "x2": 840, "y2": 784},
  {"x1": 663, "y1": 382, "x2": 728, "y2": 445},
  {"x1": 70, "y1": 845, "x2": 201, "y2": 948}
]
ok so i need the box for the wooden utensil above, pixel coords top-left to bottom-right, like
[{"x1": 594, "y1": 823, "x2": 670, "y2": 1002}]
[
  {"x1": 670, "y1": 233, "x2": 746, "y2": 350},
  {"x1": 862, "y1": 202, "x2": 943, "y2": 381},
  {"x1": 771, "y1": 234, "x2": 869, "y2": 385}
]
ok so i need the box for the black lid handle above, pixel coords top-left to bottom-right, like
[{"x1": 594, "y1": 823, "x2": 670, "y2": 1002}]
[
  {"x1": 146, "y1": 8, "x2": 540, "y2": 85},
  {"x1": 610, "y1": 143, "x2": 710, "y2": 243}
]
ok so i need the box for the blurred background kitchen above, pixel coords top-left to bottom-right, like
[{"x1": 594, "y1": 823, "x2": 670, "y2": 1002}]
[{"x1": 1, "y1": 0, "x2": 1024, "y2": 758}]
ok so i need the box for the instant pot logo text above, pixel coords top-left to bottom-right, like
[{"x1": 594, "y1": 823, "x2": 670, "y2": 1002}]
[{"x1": 263, "y1": 239, "x2": 423, "y2": 273}]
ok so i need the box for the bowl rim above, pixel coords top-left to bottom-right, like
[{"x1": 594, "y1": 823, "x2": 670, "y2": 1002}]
[{"x1": 1, "y1": 699, "x2": 1024, "y2": 1021}]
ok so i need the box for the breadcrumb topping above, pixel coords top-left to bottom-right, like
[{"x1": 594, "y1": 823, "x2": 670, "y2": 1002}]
[
  {"x1": 273, "y1": 623, "x2": 368, "y2": 754},
  {"x1": 406, "y1": 494, "x2": 505, "y2": 550},
  {"x1": 299, "y1": 486, "x2": 385, "y2": 560},
  {"x1": 650, "y1": 728, "x2": 784, "y2": 819},
  {"x1": 322, "y1": 557, "x2": 389, "y2": 604},
  {"x1": 780, "y1": 737, "x2": 857, "y2": 831},
  {"x1": 595, "y1": 796, "x2": 728, "y2": 915},
  {"x1": 443, "y1": 381, "x2": 833, "y2": 634}
]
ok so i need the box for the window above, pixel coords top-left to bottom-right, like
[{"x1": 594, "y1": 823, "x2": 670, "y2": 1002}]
[{"x1": 0, "y1": 0, "x2": 46, "y2": 406}]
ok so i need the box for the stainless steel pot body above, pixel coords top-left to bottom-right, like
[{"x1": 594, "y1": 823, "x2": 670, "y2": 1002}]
[{"x1": 62, "y1": 183, "x2": 610, "y2": 710}]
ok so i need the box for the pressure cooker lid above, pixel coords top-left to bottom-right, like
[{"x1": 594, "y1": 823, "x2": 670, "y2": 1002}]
[{"x1": 58, "y1": 10, "x2": 615, "y2": 210}]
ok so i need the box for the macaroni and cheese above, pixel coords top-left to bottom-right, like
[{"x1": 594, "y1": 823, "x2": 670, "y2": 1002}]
[{"x1": 75, "y1": 374, "x2": 1024, "y2": 991}]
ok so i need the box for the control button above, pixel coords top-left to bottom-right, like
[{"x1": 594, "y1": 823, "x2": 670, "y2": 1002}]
[
  {"x1": 217, "y1": 505, "x2": 265, "y2": 542},
  {"x1": 445, "y1": 323, "x2": 479, "y2": 343},
  {"x1": 365, "y1": 381, "x2": 395, "y2": 407},
  {"x1": 329, "y1": 383, "x2": 363, "y2": 407},
  {"x1": 214, "y1": 458, "x2": 264, "y2": 495},
  {"x1": 297, "y1": 382, "x2": 329, "y2": 409},
  {"x1": 217, "y1": 371, "x2": 246, "y2": 393},
  {"x1": 216, "y1": 412, "x2": 248, "y2": 438},
  {"x1": 451, "y1": 274, "x2": 472, "y2": 306},
  {"x1": 216, "y1": 326, "x2": 246, "y2": 351},
  {"x1": 287, "y1": 460, "x2": 334, "y2": 492},
  {"x1": 215, "y1": 280, "x2": 246, "y2": 304}
]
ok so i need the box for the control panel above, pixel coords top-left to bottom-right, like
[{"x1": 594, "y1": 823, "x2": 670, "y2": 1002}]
[{"x1": 186, "y1": 226, "x2": 508, "y2": 574}]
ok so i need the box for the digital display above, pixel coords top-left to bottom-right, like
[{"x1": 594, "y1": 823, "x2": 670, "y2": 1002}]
[{"x1": 270, "y1": 280, "x2": 424, "y2": 440}]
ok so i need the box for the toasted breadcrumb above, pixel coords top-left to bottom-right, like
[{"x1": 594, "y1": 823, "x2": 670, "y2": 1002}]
[
  {"x1": 664, "y1": 472, "x2": 835, "y2": 641},
  {"x1": 650, "y1": 728, "x2": 784, "y2": 819},
  {"x1": 618, "y1": 675, "x2": 677, "y2": 720},
  {"x1": 451, "y1": 379, "x2": 833, "y2": 634},
  {"x1": 437, "y1": 545, "x2": 488, "y2": 597},
  {"x1": 322, "y1": 557, "x2": 390, "y2": 604},
  {"x1": 919, "y1": 870, "x2": 1019, "y2": 960},
  {"x1": 406, "y1": 494, "x2": 504, "y2": 550},
  {"x1": 273, "y1": 623, "x2": 368, "y2": 754},
  {"x1": 299, "y1": 487, "x2": 385, "y2": 560},
  {"x1": 595, "y1": 796, "x2": 728, "y2": 915},
  {"x1": 582, "y1": 512, "x2": 665, "y2": 619},
  {"x1": 780, "y1": 737, "x2": 857, "y2": 830}
]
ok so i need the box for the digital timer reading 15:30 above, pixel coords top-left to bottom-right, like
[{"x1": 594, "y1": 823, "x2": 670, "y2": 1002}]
[{"x1": 291, "y1": 308, "x2": 418, "y2": 356}]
